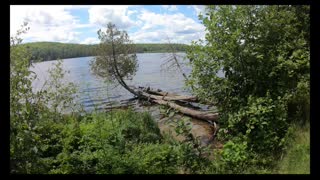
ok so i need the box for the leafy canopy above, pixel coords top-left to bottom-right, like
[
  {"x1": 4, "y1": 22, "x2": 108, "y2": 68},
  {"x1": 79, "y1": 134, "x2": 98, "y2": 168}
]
[
  {"x1": 187, "y1": 5, "x2": 309, "y2": 159},
  {"x1": 187, "y1": 5, "x2": 309, "y2": 110},
  {"x1": 90, "y1": 22, "x2": 138, "y2": 83}
]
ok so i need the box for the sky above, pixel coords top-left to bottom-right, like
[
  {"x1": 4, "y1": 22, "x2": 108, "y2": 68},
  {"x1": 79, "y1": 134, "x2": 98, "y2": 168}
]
[{"x1": 10, "y1": 5, "x2": 207, "y2": 45}]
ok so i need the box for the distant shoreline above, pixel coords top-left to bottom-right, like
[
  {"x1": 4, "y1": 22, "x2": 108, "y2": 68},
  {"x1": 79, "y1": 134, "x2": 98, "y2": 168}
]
[{"x1": 22, "y1": 42, "x2": 189, "y2": 62}]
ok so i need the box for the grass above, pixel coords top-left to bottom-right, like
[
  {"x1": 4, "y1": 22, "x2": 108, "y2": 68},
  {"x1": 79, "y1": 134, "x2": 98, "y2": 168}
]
[{"x1": 274, "y1": 122, "x2": 310, "y2": 174}]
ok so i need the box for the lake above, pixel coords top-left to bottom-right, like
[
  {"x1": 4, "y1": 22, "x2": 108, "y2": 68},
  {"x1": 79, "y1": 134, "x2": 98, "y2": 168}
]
[{"x1": 30, "y1": 53, "x2": 194, "y2": 111}]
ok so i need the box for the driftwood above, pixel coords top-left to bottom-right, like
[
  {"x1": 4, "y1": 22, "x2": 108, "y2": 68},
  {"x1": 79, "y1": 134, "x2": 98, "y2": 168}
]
[
  {"x1": 141, "y1": 91, "x2": 198, "y2": 102},
  {"x1": 144, "y1": 87, "x2": 198, "y2": 102},
  {"x1": 152, "y1": 99, "x2": 218, "y2": 122},
  {"x1": 128, "y1": 86, "x2": 219, "y2": 123},
  {"x1": 138, "y1": 86, "x2": 215, "y2": 105},
  {"x1": 132, "y1": 86, "x2": 198, "y2": 102}
]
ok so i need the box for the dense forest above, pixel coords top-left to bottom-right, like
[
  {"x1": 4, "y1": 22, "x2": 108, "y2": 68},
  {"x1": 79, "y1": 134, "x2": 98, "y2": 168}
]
[
  {"x1": 10, "y1": 5, "x2": 310, "y2": 174},
  {"x1": 21, "y1": 42, "x2": 189, "y2": 61}
]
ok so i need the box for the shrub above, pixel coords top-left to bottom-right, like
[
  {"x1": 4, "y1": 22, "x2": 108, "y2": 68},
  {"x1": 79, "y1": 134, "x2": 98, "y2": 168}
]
[{"x1": 219, "y1": 94, "x2": 289, "y2": 156}]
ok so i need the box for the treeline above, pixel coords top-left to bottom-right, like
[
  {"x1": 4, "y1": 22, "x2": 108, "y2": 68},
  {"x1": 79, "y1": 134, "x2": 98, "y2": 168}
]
[
  {"x1": 21, "y1": 42, "x2": 189, "y2": 61},
  {"x1": 22, "y1": 42, "x2": 96, "y2": 61},
  {"x1": 135, "y1": 43, "x2": 189, "y2": 53}
]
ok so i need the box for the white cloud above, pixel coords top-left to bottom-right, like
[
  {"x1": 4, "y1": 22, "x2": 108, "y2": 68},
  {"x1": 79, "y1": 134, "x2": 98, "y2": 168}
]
[
  {"x1": 162, "y1": 5, "x2": 178, "y2": 12},
  {"x1": 80, "y1": 37, "x2": 100, "y2": 44},
  {"x1": 66, "y1": 5, "x2": 91, "y2": 9},
  {"x1": 26, "y1": 26, "x2": 81, "y2": 42},
  {"x1": 10, "y1": 5, "x2": 206, "y2": 44},
  {"x1": 131, "y1": 30, "x2": 167, "y2": 43},
  {"x1": 133, "y1": 9, "x2": 205, "y2": 44},
  {"x1": 10, "y1": 5, "x2": 87, "y2": 43},
  {"x1": 88, "y1": 5, "x2": 136, "y2": 29},
  {"x1": 131, "y1": 28, "x2": 204, "y2": 45},
  {"x1": 192, "y1": 5, "x2": 206, "y2": 16},
  {"x1": 127, "y1": 9, "x2": 138, "y2": 16},
  {"x1": 139, "y1": 10, "x2": 204, "y2": 32}
]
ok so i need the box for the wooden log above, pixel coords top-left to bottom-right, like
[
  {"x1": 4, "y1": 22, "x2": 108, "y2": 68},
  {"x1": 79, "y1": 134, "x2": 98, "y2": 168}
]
[
  {"x1": 134, "y1": 86, "x2": 215, "y2": 105},
  {"x1": 143, "y1": 88, "x2": 215, "y2": 106},
  {"x1": 152, "y1": 99, "x2": 219, "y2": 122},
  {"x1": 129, "y1": 85, "x2": 219, "y2": 122},
  {"x1": 131, "y1": 86, "x2": 199, "y2": 102},
  {"x1": 145, "y1": 88, "x2": 198, "y2": 102},
  {"x1": 139, "y1": 91, "x2": 198, "y2": 102}
]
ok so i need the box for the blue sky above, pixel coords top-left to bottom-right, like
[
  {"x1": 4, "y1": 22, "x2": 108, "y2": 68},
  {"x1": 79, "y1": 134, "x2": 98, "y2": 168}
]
[{"x1": 10, "y1": 5, "x2": 206, "y2": 44}]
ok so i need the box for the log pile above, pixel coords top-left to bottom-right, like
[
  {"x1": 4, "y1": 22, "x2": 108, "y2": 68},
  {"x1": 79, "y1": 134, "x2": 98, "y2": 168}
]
[{"x1": 130, "y1": 86, "x2": 219, "y2": 123}]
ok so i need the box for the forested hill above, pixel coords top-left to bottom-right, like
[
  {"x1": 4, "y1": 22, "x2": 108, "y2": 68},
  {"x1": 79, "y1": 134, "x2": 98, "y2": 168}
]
[{"x1": 21, "y1": 42, "x2": 189, "y2": 61}]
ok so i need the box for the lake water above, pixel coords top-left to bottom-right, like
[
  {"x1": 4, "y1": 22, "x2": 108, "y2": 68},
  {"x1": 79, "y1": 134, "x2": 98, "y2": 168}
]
[{"x1": 30, "y1": 53, "x2": 194, "y2": 111}]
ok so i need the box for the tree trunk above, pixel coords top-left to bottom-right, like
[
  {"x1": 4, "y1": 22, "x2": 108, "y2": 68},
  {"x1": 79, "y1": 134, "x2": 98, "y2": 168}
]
[
  {"x1": 143, "y1": 87, "x2": 198, "y2": 102},
  {"x1": 139, "y1": 91, "x2": 197, "y2": 102},
  {"x1": 152, "y1": 99, "x2": 219, "y2": 122},
  {"x1": 133, "y1": 86, "x2": 214, "y2": 105},
  {"x1": 110, "y1": 29, "x2": 143, "y2": 98},
  {"x1": 122, "y1": 86, "x2": 219, "y2": 122}
]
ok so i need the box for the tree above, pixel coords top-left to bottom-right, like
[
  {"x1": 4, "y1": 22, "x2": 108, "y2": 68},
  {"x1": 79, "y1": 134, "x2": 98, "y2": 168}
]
[
  {"x1": 10, "y1": 23, "x2": 81, "y2": 173},
  {"x1": 90, "y1": 23, "x2": 140, "y2": 97},
  {"x1": 187, "y1": 5, "x2": 309, "y2": 156}
]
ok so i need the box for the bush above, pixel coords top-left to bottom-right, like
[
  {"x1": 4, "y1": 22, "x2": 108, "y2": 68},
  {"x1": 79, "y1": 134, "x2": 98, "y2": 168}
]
[
  {"x1": 187, "y1": 5, "x2": 309, "y2": 159},
  {"x1": 48, "y1": 110, "x2": 180, "y2": 174},
  {"x1": 219, "y1": 95, "x2": 289, "y2": 156},
  {"x1": 10, "y1": 24, "x2": 81, "y2": 173}
]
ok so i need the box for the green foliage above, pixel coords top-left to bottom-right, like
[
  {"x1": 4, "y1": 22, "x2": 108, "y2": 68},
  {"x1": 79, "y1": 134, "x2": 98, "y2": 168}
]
[
  {"x1": 188, "y1": 5, "x2": 309, "y2": 112},
  {"x1": 218, "y1": 95, "x2": 288, "y2": 155},
  {"x1": 21, "y1": 42, "x2": 96, "y2": 61},
  {"x1": 44, "y1": 110, "x2": 179, "y2": 174},
  {"x1": 10, "y1": 24, "x2": 81, "y2": 173},
  {"x1": 187, "y1": 5, "x2": 310, "y2": 172},
  {"x1": 11, "y1": 103, "x2": 217, "y2": 174},
  {"x1": 90, "y1": 23, "x2": 138, "y2": 83},
  {"x1": 220, "y1": 139, "x2": 248, "y2": 172},
  {"x1": 103, "y1": 143, "x2": 181, "y2": 174},
  {"x1": 21, "y1": 42, "x2": 189, "y2": 62},
  {"x1": 134, "y1": 43, "x2": 189, "y2": 53},
  {"x1": 275, "y1": 123, "x2": 310, "y2": 174},
  {"x1": 170, "y1": 117, "x2": 211, "y2": 173}
]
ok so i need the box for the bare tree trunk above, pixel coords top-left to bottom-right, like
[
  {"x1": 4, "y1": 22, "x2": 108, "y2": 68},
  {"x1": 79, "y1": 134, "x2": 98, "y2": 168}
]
[
  {"x1": 164, "y1": 37, "x2": 195, "y2": 92},
  {"x1": 142, "y1": 87, "x2": 198, "y2": 102},
  {"x1": 153, "y1": 99, "x2": 219, "y2": 122},
  {"x1": 136, "y1": 86, "x2": 215, "y2": 105},
  {"x1": 167, "y1": 38, "x2": 189, "y2": 81},
  {"x1": 125, "y1": 85, "x2": 219, "y2": 122},
  {"x1": 139, "y1": 91, "x2": 197, "y2": 102},
  {"x1": 110, "y1": 29, "x2": 143, "y2": 98}
]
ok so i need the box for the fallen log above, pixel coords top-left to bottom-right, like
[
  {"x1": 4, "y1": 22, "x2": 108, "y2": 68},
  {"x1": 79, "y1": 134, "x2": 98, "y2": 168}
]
[
  {"x1": 152, "y1": 99, "x2": 219, "y2": 122},
  {"x1": 132, "y1": 86, "x2": 198, "y2": 102},
  {"x1": 156, "y1": 90, "x2": 216, "y2": 106},
  {"x1": 141, "y1": 91, "x2": 199, "y2": 102},
  {"x1": 127, "y1": 85, "x2": 219, "y2": 122},
  {"x1": 134, "y1": 86, "x2": 215, "y2": 105},
  {"x1": 145, "y1": 87, "x2": 198, "y2": 102}
]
